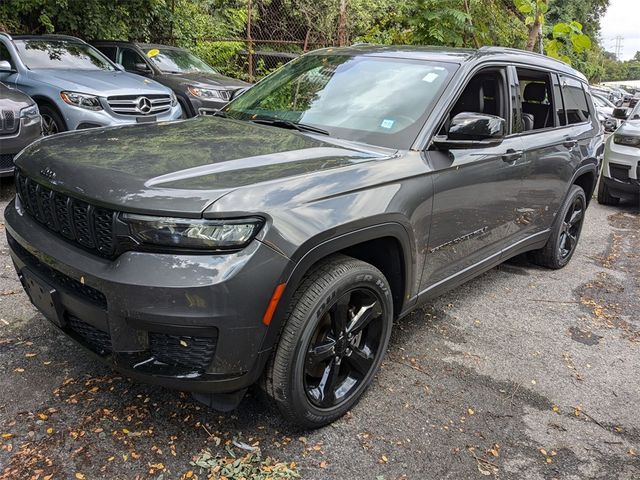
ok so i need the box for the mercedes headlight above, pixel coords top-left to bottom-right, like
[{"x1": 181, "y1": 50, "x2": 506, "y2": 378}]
[
  {"x1": 60, "y1": 91, "x2": 103, "y2": 111},
  {"x1": 188, "y1": 86, "x2": 223, "y2": 99},
  {"x1": 122, "y1": 214, "x2": 264, "y2": 250},
  {"x1": 170, "y1": 90, "x2": 178, "y2": 107}
]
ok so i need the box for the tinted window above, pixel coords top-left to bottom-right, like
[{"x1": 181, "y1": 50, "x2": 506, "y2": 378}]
[
  {"x1": 14, "y1": 40, "x2": 115, "y2": 70},
  {"x1": 225, "y1": 54, "x2": 456, "y2": 149},
  {"x1": 560, "y1": 76, "x2": 590, "y2": 124},
  {"x1": 145, "y1": 47, "x2": 216, "y2": 74},
  {"x1": 0, "y1": 42, "x2": 13, "y2": 66},
  {"x1": 119, "y1": 47, "x2": 147, "y2": 71},
  {"x1": 98, "y1": 46, "x2": 117, "y2": 62}
]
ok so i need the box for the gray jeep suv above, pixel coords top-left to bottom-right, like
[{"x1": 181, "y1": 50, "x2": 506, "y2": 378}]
[
  {"x1": 5, "y1": 46, "x2": 602, "y2": 427},
  {"x1": 0, "y1": 81, "x2": 41, "y2": 175}
]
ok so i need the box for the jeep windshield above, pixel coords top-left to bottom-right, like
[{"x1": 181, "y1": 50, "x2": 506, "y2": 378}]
[
  {"x1": 145, "y1": 47, "x2": 217, "y2": 74},
  {"x1": 223, "y1": 54, "x2": 456, "y2": 149},
  {"x1": 14, "y1": 39, "x2": 115, "y2": 71}
]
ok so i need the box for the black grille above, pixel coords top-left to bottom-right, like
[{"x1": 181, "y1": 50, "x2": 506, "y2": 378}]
[
  {"x1": 610, "y1": 163, "x2": 630, "y2": 182},
  {"x1": 10, "y1": 236, "x2": 108, "y2": 309},
  {"x1": 0, "y1": 109, "x2": 18, "y2": 134},
  {"x1": 149, "y1": 333, "x2": 217, "y2": 372},
  {"x1": 15, "y1": 171, "x2": 117, "y2": 257},
  {"x1": 67, "y1": 315, "x2": 112, "y2": 355},
  {"x1": 0, "y1": 153, "x2": 14, "y2": 170}
]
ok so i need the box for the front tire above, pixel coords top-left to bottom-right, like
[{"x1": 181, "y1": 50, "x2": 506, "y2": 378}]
[
  {"x1": 597, "y1": 177, "x2": 620, "y2": 206},
  {"x1": 261, "y1": 255, "x2": 393, "y2": 428},
  {"x1": 530, "y1": 184, "x2": 586, "y2": 269},
  {"x1": 39, "y1": 104, "x2": 67, "y2": 136}
]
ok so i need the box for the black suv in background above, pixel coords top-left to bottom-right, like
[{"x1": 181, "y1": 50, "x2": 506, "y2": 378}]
[
  {"x1": 92, "y1": 41, "x2": 249, "y2": 117},
  {"x1": 0, "y1": 81, "x2": 41, "y2": 176},
  {"x1": 5, "y1": 46, "x2": 602, "y2": 427}
]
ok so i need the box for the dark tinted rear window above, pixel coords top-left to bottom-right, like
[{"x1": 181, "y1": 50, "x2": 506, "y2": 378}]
[{"x1": 560, "y1": 76, "x2": 590, "y2": 125}]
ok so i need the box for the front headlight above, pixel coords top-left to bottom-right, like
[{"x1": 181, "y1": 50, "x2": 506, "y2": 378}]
[
  {"x1": 122, "y1": 214, "x2": 264, "y2": 250},
  {"x1": 60, "y1": 91, "x2": 103, "y2": 111},
  {"x1": 188, "y1": 86, "x2": 223, "y2": 99},
  {"x1": 20, "y1": 104, "x2": 41, "y2": 126},
  {"x1": 613, "y1": 134, "x2": 640, "y2": 148}
]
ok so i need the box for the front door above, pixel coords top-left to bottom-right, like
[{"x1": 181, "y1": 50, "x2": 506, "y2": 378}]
[{"x1": 421, "y1": 66, "x2": 528, "y2": 290}]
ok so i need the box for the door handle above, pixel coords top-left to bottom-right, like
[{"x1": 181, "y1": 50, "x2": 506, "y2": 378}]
[
  {"x1": 502, "y1": 149, "x2": 523, "y2": 163},
  {"x1": 563, "y1": 138, "x2": 578, "y2": 149}
]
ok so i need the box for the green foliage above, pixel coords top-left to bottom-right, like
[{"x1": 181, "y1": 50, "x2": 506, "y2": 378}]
[
  {"x1": 545, "y1": 20, "x2": 591, "y2": 64},
  {"x1": 411, "y1": 0, "x2": 471, "y2": 47}
]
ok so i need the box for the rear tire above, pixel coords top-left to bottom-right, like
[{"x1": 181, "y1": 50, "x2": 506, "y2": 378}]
[
  {"x1": 597, "y1": 177, "x2": 620, "y2": 206},
  {"x1": 261, "y1": 255, "x2": 393, "y2": 428},
  {"x1": 530, "y1": 184, "x2": 586, "y2": 269}
]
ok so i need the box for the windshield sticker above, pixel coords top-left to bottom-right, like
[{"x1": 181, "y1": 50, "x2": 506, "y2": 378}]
[
  {"x1": 147, "y1": 49, "x2": 160, "y2": 58},
  {"x1": 380, "y1": 119, "x2": 395, "y2": 129},
  {"x1": 422, "y1": 72, "x2": 440, "y2": 83}
]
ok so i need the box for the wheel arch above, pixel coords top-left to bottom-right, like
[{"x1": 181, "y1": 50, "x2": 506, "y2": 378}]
[
  {"x1": 261, "y1": 222, "x2": 415, "y2": 351},
  {"x1": 570, "y1": 162, "x2": 598, "y2": 206},
  {"x1": 32, "y1": 96, "x2": 68, "y2": 130}
]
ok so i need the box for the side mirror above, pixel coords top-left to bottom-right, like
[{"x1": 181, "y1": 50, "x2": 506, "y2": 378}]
[
  {"x1": 612, "y1": 107, "x2": 629, "y2": 120},
  {"x1": 230, "y1": 87, "x2": 249, "y2": 100},
  {"x1": 0, "y1": 60, "x2": 14, "y2": 73},
  {"x1": 433, "y1": 112, "x2": 506, "y2": 149},
  {"x1": 134, "y1": 62, "x2": 151, "y2": 73}
]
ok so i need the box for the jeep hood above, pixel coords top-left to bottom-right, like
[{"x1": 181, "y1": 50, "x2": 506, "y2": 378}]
[{"x1": 16, "y1": 116, "x2": 394, "y2": 217}]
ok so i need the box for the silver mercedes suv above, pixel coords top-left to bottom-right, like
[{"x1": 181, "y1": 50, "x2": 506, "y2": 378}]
[{"x1": 0, "y1": 33, "x2": 182, "y2": 135}]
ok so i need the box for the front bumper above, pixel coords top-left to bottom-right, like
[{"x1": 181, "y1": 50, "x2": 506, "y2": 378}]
[
  {"x1": 5, "y1": 199, "x2": 291, "y2": 394},
  {"x1": 603, "y1": 139, "x2": 640, "y2": 199},
  {"x1": 0, "y1": 117, "x2": 42, "y2": 176},
  {"x1": 184, "y1": 96, "x2": 229, "y2": 116}
]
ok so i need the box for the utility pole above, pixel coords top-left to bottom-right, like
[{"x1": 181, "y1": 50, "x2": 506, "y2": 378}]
[
  {"x1": 613, "y1": 35, "x2": 623, "y2": 60},
  {"x1": 247, "y1": 0, "x2": 254, "y2": 82}
]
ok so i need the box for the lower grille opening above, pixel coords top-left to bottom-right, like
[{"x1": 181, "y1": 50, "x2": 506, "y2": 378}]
[
  {"x1": 9, "y1": 236, "x2": 107, "y2": 309},
  {"x1": 149, "y1": 332, "x2": 217, "y2": 372},
  {"x1": 0, "y1": 153, "x2": 15, "y2": 170},
  {"x1": 610, "y1": 163, "x2": 631, "y2": 182},
  {"x1": 67, "y1": 315, "x2": 112, "y2": 356}
]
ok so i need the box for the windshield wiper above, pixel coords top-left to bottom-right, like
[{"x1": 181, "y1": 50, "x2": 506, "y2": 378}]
[{"x1": 250, "y1": 118, "x2": 330, "y2": 136}]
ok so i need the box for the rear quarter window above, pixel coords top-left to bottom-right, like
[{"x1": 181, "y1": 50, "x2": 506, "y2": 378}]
[{"x1": 560, "y1": 76, "x2": 591, "y2": 125}]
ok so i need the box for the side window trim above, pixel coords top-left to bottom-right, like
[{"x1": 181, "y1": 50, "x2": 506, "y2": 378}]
[
  {"x1": 552, "y1": 73, "x2": 567, "y2": 127},
  {"x1": 559, "y1": 74, "x2": 592, "y2": 126}
]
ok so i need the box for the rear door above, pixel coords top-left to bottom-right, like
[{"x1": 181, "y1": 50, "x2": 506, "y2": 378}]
[
  {"x1": 515, "y1": 69, "x2": 584, "y2": 235},
  {"x1": 422, "y1": 65, "x2": 527, "y2": 290}
]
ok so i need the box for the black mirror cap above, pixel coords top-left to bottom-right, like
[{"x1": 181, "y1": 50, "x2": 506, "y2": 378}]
[
  {"x1": 612, "y1": 107, "x2": 629, "y2": 120},
  {"x1": 448, "y1": 112, "x2": 506, "y2": 141}
]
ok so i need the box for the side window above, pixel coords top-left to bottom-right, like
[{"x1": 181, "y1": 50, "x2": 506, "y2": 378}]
[
  {"x1": 553, "y1": 74, "x2": 567, "y2": 126},
  {"x1": 560, "y1": 76, "x2": 591, "y2": 124},
  {"x1": 516, "y1": 68, "x2": 555, "y2": 131},
  {"x1": 440, "y1": 67, "x2": 509, "y2": 134},
  {"x1": 99, "y1": 46, "x2": 117, "y2": 62},
  {"x1": 118, "y1": 48, "x2": 147, "y2": 71},
  {"x1": 0, "y1": 42, "x2": 14, "y2": 67}
]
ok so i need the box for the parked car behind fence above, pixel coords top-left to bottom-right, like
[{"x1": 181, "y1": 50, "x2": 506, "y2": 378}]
[
  {"x1": 92, "y1": 41, "x2": 250, "y2": 117},
  {"x1": 0, "y1": 33, "x2": 182, "y2": 135}
]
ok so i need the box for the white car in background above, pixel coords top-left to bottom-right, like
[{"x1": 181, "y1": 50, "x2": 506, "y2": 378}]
[{"x1": 598, "y1": 102, "x2": 640, "y2": 205}]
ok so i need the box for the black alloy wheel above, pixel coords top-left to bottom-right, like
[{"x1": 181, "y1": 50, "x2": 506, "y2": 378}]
[
  {"x1": 558, "y1": 195, "x2": 585, "y2": 260},
  {"x1": 304, "y1": 288, "x2": 384, "y2": 408}
]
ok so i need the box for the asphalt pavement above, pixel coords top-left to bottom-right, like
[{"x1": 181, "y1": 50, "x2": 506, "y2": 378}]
[{"x1": 0, "y1": 177, "x2": 638, "y2": 480}]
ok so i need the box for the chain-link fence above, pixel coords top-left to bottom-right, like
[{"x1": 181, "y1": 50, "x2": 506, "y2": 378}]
[{"x1": 179, "y1": 0, "x2": 350, "y2": 82}]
